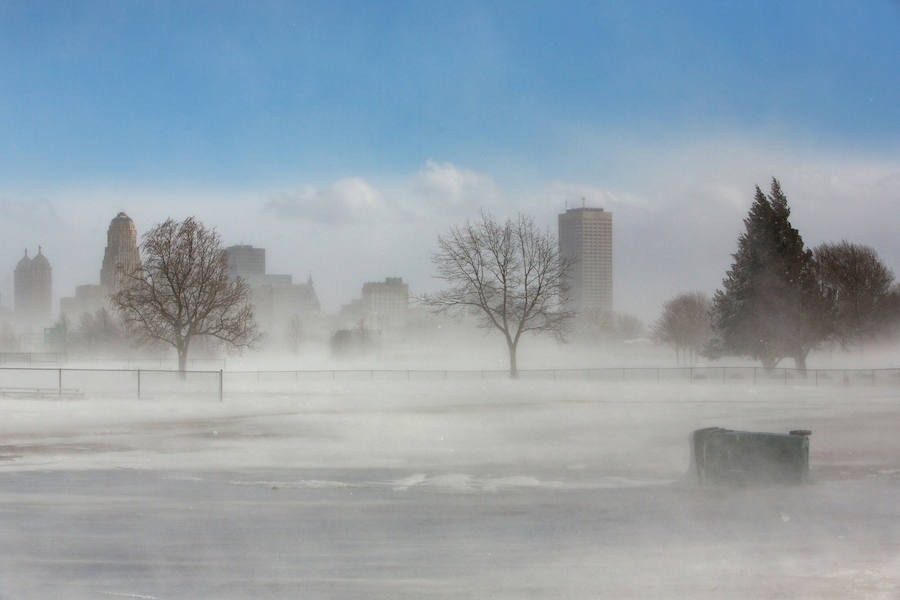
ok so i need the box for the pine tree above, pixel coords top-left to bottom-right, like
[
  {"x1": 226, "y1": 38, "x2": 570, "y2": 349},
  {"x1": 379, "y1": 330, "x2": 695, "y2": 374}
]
[{"x1": 711, "y1": 179, "x2": 831, "y2": 371}]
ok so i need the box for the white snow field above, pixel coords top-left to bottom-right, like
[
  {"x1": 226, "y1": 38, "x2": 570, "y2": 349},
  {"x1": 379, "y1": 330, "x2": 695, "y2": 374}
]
[{"x1": 0, "y1": 379, "x2": 898, "y2": 599}]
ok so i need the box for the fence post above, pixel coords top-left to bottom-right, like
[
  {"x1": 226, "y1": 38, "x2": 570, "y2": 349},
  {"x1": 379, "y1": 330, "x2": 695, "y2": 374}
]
[
  {"x1": 219, "y1": 369, "x2": 224, "y2": 402},
  {"x1": 137, "y1": 369, "x2": 142, "y2": 399},
  {"x1": 58, "y1": 368, "x2": 62, "y2": 396}
]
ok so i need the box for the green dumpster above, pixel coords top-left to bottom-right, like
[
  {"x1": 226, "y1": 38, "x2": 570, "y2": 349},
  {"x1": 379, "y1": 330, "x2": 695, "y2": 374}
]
[{"x1": 690, "y1": 427, "x2": 811, "y2": 485}]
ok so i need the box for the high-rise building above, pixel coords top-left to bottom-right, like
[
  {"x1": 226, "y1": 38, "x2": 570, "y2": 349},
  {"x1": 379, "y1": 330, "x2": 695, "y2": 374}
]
[
  {"x1": 558, "y1": 207, "x2": 613, "y2": 316},
  {"x1": 225, "y1": 245, "x2": 266, "y2": 280},
  {"x1": 14, "y1": 247, "x2": 52, "y2": 325},
  {"x1": 100, "y1": 212, "x2": 140, "y2": 291}
]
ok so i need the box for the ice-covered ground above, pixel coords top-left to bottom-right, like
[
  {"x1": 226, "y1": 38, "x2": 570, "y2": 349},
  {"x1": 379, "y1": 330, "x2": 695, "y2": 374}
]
[{"x1": 0, "y1": 380, "x2": 898, "y2": 598}]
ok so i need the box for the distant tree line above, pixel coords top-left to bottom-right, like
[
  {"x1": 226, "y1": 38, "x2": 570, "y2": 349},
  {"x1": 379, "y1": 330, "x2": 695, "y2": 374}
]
[{"x1": 24, "y1": 184, "x2": 896, "y2": 377}]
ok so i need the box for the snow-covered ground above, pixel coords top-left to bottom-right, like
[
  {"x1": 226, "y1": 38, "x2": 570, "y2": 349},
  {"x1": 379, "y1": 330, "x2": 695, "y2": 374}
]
[{"x1": 0, "y1": 380, "x2": 898, "y2": 598}]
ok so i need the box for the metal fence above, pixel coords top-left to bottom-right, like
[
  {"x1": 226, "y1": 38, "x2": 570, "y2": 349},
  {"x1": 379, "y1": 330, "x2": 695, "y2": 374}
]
[
  {"x1": 0, "y1": 367, "x2": 222, "y2": 400},
  {"x1": 0, "y1": 365, "x2": 898, "y2": 400}
]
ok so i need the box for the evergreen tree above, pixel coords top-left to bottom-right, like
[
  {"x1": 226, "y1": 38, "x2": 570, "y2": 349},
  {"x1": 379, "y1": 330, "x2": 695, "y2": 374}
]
[{"x1": 711, "y1": 179, "x2": 831, "y2": 371}]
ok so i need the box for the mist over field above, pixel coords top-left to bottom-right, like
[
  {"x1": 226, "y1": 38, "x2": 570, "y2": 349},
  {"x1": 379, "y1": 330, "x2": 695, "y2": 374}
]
[
  {"x1": 1, "y1": 374, "x2": 899, "y2": 599},
  {"x1": 2, "y1": 1, "x2": 899, "y2": 598}
]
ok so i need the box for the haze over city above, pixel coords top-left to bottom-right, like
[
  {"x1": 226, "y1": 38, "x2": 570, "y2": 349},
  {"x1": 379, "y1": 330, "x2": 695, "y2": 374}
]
[{"x1": 1, "y1": 1, "x2": 898, "y2": 320}]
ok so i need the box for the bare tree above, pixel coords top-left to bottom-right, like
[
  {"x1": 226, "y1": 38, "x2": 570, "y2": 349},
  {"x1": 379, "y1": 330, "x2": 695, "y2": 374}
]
[
  {"x1": 652, "y1": 291, "x2": 712, "y2": 365},
  {"x1": 814, "y1": 241, "x2": 898, "y2": 347},
  {"x1": 113, "y1": 217, "x2": 258, "y2": 373},
  {"x1": 70, "y1": 308, "x2": 129, "y2": 356},
  {"x1": 422, "y1": 211, "x2": 573, "y2": 377},
  {"x1": 587, "y1": 310, "x2": 645, "y2": 343}
]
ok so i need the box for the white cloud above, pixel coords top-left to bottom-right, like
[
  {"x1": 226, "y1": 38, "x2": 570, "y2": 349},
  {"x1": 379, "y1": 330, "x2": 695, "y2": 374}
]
[
  {"x1": 2, "y1": 149, "x2": 898, "y2": 320},
  {"x1": 410, "y1": 160, "x2": 506, "y2": 216},
  {"x1": 265, "y1": 177, "x2": 407, "y2": 224},
  {"x1": 544, "y1": 181, "x2": 647, "y2": 211}
]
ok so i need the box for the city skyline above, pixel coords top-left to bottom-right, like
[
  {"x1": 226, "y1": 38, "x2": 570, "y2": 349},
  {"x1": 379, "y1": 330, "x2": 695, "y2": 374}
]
[{"x1": 1, "y1": 2, "x2": 897, "y2": 321}]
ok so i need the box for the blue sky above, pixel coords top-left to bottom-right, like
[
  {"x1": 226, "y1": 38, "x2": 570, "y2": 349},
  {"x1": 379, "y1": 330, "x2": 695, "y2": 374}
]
[
  {"x1": 2, "y1": 1, "x2": 897, "y2": 185},
  {"x1": 1, "y1": 1, "x2": 899, "y2": 318}
]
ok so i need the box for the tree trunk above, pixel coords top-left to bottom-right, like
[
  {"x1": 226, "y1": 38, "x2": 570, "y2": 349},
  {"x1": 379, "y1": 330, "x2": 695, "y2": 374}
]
[
  {"x1": 508, "y1": 341, "x2": 519, "y2": 378},
  {"x1": 177, "y1": 339, "x2": 190, "y2": 379},
  {"x1": 793, "y1": 351, "x2": 808, "y2": 376},
  {"x1": 761, "y1": 355, "x2": 779, "y2": 371}
]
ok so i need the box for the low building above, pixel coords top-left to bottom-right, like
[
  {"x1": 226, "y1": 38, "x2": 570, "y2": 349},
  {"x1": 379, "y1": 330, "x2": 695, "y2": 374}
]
[
  {"x1": 362, "y1": 277, "x2": 409, "y2": 330},
  {"x1": 251, "y1": 275, "x2": 321, "y2": 339},
  {"x1": 223, "y1": 242, "x2": 321, "y2": 348},
  {"x1": 60, "y1": 284, "x2": 110, "y2": 321}
]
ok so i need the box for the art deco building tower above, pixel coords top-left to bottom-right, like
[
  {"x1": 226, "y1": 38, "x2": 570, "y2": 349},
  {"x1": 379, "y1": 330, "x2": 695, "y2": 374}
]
[{"x1": 100, "y1": 212, "x2": 141, "y2": 291}]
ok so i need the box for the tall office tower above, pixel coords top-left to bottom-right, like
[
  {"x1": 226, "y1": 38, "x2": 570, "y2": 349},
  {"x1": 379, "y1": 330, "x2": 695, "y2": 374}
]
[
  {"x1": 14, "y1": 247, "x2": 52, "y2": 324},
  {"x1": 100, "y1": 212, "x2": 141, "y2": 290},
  {"x1": 224, "y1": 245, "x2": 266, "y2": 280},
  {"x1": 558, "y1": 207, "x2": 613, "y2": 316}
]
